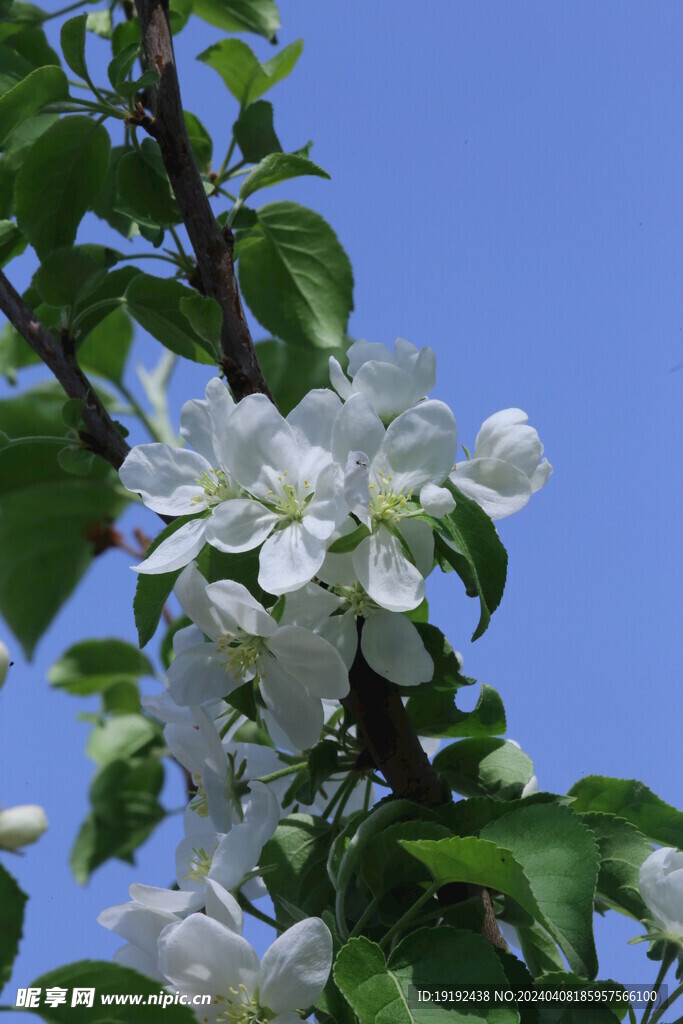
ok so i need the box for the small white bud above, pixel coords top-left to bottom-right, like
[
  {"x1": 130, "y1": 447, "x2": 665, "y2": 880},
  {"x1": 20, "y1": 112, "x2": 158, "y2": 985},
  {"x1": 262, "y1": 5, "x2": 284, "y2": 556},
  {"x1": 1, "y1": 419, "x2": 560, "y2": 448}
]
[{"x1": 0, "y1": 805, "x2": 48, "y2": 851}]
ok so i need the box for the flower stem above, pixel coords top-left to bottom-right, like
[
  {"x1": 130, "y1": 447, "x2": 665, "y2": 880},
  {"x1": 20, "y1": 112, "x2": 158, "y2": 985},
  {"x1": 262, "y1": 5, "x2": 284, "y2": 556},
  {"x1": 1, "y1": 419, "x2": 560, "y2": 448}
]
[
  {"x1": 350, "y1": 896, "x2": 379, "y2": 938},
  {"x1": 642, "y1": 950, "x2": 676, "y2": 1024},
  {"x1": 649, "y1": 982, "x2": 683, "y2": 1024},
  {"x1": 237, "y1": 894, "x2": 281, "y2": 932},
  {"x1": 379, "y1": 883, "x2": 439, "y2": 951},
  {"x1": 256, "y1": 762, "x2": 307, "y2": 784}
]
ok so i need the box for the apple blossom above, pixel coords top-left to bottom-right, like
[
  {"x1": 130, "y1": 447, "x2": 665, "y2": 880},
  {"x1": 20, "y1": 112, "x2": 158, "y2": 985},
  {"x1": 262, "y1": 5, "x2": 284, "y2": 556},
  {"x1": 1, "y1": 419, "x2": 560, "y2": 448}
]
[
  {"x1": 0, "y1": 804, "x2": 48, "y2": 850},
  {"x1": 205, "y1": 389, "x2": 346, "y2": 594},
  {"x1": 638, "y1": 847, "x2": 683, "y2": 942},
  {"x1": 119, "y1": 378, "x2": 240, "y2": 574},
  {"x1": 450, "y1": 408, "x2": 552, "y2": 520},
  {"x1": 329, "y1": 337, "x2": 436, "y2": 421},
  {"x1": 158, "y1": 914, "x2": 332, "y2": 1024}
]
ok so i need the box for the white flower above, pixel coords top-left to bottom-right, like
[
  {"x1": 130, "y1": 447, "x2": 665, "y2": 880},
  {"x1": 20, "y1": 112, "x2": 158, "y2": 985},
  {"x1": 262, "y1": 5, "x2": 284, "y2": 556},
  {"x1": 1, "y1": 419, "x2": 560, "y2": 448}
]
[
  {"x1": 167, "y1": 565, "x2": 349, "y2": 750},
  {"x1": 158, "y1": 914, "x2": 332, "y2": 1024},
  {"x1": 205, "y1": 389, "x2": 346, "y2": 596},
  {"x1": 639, "y1": 848, "x2": 683, "y2": 942},
  {"x1": 450, "y1": 408, "x2": 552, "y2": 520},
  {"x1": 329, "y1": 338, "x2": 436, "y2": 421},
  {"x1": 332, "y1": 393, "x2": 458, "y2": 611},
  {"x1": 119, "y1": 378, "x2": 239, "y2": 574},
  {"x1": 0, "y1": 804, "x2": 48, "y2": 850},
  {"x1": 0, "y1": 641, "x2": 10, "y2": 689}
]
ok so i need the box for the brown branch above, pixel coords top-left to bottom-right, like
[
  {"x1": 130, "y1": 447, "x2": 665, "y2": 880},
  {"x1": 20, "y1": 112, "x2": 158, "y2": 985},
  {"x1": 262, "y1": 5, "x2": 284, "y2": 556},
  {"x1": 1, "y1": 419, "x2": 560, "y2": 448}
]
[
  {"x1": 0, "y1": 271, "x2": 131, "y2": 470},
  {"x1": 135, "y1": 0, "x2": 273, "y2": 403}
]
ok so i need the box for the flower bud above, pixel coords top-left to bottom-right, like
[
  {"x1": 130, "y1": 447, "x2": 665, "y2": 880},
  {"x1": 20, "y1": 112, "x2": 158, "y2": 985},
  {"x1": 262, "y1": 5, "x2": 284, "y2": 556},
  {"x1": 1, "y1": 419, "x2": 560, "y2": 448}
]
[
  {"x1": 638, "y1": 847, "x2": 683, "y2": 941},
  {"x1": 0, "y1": 641, "x2": 9, "y2": 689},
  {"x1": 0, "y1": 805, "x2": 48, "y2": 851}
]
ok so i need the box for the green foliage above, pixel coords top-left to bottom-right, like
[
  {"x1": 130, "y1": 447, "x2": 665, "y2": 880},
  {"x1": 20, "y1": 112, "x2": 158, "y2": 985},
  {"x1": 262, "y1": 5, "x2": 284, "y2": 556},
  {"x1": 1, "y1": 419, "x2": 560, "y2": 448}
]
[
  {"x1": 407, "y1": 682, "x2": 506, "y2": 738},
  {"x1": 86, "y1": 713, "x2": 161, "y2": 765},
  {"x1": 261, "y1": 813, "x2": 336, "y2": 919},
  {"x1": 198, "y1": 37, "x2": 302, "y2": 105},
  {"x1": 117, "y1": 141, "x2": 182, "y2": 228},
  {"x1": 334, "y1": 930, "x2": 519, "y2": 1023},
  {"x1": 581, "y1": 812, "x2": 652, "y2": 920},
  {"x1": 238, "y1": 151, "x2": 329, "y2": 202},
  {"x1": 238, "y1": 201, "x2": 354, "y2": 348},
  {"x1": 193, "y1": 0, "x2": 280, "y2": 41},
  {"x1": 184, "y1": 110, "x2": 213, "y2": 172},
  {"x1": 0, "y1": 862, "x2": 26, "y2": 989},
  {"x1": 179, "y1": 293, "x2": 223, "y2": 358},
  {"x1": 48, "y1": 638, "x2": 153, "y2": 695},
  {"x1": 568, "y1": 775, "x2": 683, "y2": 848},
  {"x1": 124, "y1": 274, "x2": 217, "y2": 363},
  {"x1": 14, "y1": 116, "x2": 111, "y2": 257},
  {"x1": 0, "y1": 64, "x2": 67, "y2": 145},
  {"x1": 233, "y1": 100, "x2": 282, "y2": 162},
  {"x1": 133, "y1": 516, "x2": 196, "y2": 647},
  {"x1": 433, "y1": 738, "x2": 535, "y2": 799},
  {"x1": 255, "y1": 339, "x2": 347, "y2": 414},
  {"x1": 0, "y1": 384, "x2": 128, "y2": 657},
  {"x1": 30, "y1": 961, "x2": 197, "y2": 1022}
]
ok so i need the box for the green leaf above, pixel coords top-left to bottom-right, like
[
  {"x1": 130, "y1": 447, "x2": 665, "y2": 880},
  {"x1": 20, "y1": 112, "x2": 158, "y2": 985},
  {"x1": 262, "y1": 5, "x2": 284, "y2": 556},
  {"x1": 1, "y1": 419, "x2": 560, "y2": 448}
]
[
  {"x1": 568, "y1": 775, "x2": 683, "y2": 848},
  {"x1": 233, "y1": 99, "x2": 281, "y2": 162},
  {"x1": 0, "y1": 383, "x2": 128, "y2": 657},
  {"x1": 261, "y1": 814, "x2": 335, "y2": 918},
  {"x1": 238, "y1": 201, "x2": 354, "y2": 348},
  {"x1": 193, "y1": 0, "x2": 280, "y2": 42},
  {"x1": 435, "y1": 486, "x2": 508, "y2": 640},
  {"x1": 78, "y1": 306, "x2": 134, "y2": 385},
  {"x1": 179, "y1": 293, "x2": 222, "y2": 357},
  {"x1": 0, "y1": 861, "x2": 26, "y2": 989},
  {"x1": 117, "y1": 139, "x2": 181, "y2": 227},
  {"x1": 334, "y1": 930, "x2": 518, "y2": 1023},
  {"x1": 361, "y1": 819, "x2": 451, "y2": 899},
  {"x1": 70, "y1": 756, "x2": 164, "y2": 882},
  {"x1": 33, "y1": 245, "x2": 118, "y2": 308},
  {"x1": 0, "y1": 42, "x2": 33, "y2": 96},
  {"x1": 517, "y1": 922, "x2": 565, "y2": 978},
  {"x1": 5, "y1": 25, "x2": 61, "y2": 69},
  {"x1": 0, "y1": 217, "x2": 25, "y2": 265},
  {"x1": 581, "y1": 812, "x2": 652, "y2": 920},
  {"x1": 407, "y1": 622, "x2": 475, "y2": 695},
  {"x1": 57, "y1": 445, "x2": 96, "y2": 476},
  {"x1": 0, "y1": 63, "x2": 67, "y2": 145},
  {"x1": 30, "y1": 960, "x2": 197, "y2": 1022},
  {"x1": 60, "y1": 14, "x2": 90, "y2": 83},
  {"x1": 87, "y1": 713, "x2": 161, "y2": 765},
  {"x1": 107, "y1": 41, "x2": 139, "y2": 92},
  {"x1": 238, "y1": 152, "x2": 329, "y2": 203},
  {"x1": 48, "y1": 637, "x2": 153, "y2": 695},
  {"x1": 199, "y1": 37, "x2": 302, "y2": 105},
  {"x1": 405, "y1": 808, "x2": 600, "y2": 977},
  {"x1": 255, "y1": 338, "x2": 345, "y2": 415},
  {"x1": 407, "y1": 682, "x2": 506, "y2": 738},
  {"x1": 184, "y1": 110, "x2": 213, "y2": 172},
  {"x1": 85, "y1": 9, "x2": 112, "y2": 39},
  {"x1": 72, "y1": 265, "x2": 140, "y2": 337},
  {"x1": 124, "y1": 274, "x2": 216, "y2": 363},
  {"x1": 438, "y1": 792, "x2": 562, "y2": 838},
  {"x1": 433, "y1": 737, "x2": 534, "y2": 799},
  {"x1": 328, "y1": 523, "x2": 371, "y2": 554},
  {"x1": 14, "y1": 115, "x2": 111, "y2": 257},
  {"x1": 91, "y1": 144, "x2": 139, "y2": 239}
]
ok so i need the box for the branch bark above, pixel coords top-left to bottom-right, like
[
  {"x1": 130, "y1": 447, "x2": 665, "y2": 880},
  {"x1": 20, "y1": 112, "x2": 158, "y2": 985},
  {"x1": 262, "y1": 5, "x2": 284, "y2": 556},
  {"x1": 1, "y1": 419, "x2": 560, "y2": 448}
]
[
  {"x1": 135, "y1": 0, "x2": 273, "y2": 402},
  {"x1": 0, "y1": 271, "x2": 131, "y2": 470}
]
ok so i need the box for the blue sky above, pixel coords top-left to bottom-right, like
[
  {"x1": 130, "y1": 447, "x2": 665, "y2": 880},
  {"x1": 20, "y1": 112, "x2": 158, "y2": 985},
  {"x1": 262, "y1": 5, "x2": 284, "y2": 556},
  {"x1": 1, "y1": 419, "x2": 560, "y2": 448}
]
[{"x1": 1, "y1": 1, "x2": 682, "y2": 1016}]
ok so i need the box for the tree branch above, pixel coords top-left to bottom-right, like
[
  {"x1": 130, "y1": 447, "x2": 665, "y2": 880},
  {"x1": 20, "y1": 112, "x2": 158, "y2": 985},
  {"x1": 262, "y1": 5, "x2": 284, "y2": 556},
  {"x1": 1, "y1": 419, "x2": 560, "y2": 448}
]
[
  {"x1": 0, "y1": 271, "x2": 131, "y2": 470},
  {"x1": 135, "y1": 0, "x2": 273, "y2": 402}
]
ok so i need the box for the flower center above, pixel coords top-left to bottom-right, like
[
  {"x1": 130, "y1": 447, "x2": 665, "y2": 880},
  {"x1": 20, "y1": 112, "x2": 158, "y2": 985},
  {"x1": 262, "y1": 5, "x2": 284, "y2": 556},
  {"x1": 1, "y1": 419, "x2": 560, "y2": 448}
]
[
  {"x1": 265, "y1": 473, "x2": 311, "y2": 524},
  {"x1": 215, "y1": 985, "x2": 272, "y2": 1023},
  {"x1": 217, "y1": 632, "x2": 266, "y2": 680},
  {"x1": 189, "y1": 776, "x2": 209, "y2": 817},
  {"x1": 368, "y1": 471, "x2": 412, "y2": 527},
  {"x1": 191, "y1": 468, "x2": 239, "y2": 508},
  {"x1": 334, "y1": 581, "x2": 374, "y2": 617},
  {"x1": 184, "y1": 844, "x2": 215, "y2": 883}
]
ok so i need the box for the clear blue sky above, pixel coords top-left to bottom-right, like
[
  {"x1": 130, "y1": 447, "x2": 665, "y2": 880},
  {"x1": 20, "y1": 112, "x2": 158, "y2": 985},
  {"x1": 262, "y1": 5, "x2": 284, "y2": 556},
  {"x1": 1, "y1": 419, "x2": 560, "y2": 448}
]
[{"x1": 1, "y1": 1, "x2": 682, "y2": 1015}]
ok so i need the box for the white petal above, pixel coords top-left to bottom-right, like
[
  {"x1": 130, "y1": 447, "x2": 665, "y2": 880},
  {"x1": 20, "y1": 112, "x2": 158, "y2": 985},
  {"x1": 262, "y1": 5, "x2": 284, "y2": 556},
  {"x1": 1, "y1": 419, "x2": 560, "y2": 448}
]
[
  {"x1": 287, "y1": 388, "x2": 341, "y2": 484},
  {"x1": 451, "y1": 458, "x2": 532, "y2": 520},
  {"x1": 479, "y1": 423, "x2": 543, "y2": 479},
  {"x1": 204, "y1": 377, "x2": 235, "y2": 466},
  {"x1": 208, "y1": 824, "x2": 264, "y2": 891},
  {"x1": 342, "y1": 451, "x2": 371, "y2": 525},
  {"x1": 347, "y1": 340, "x2": 394, "y2": 375},
  {"x1": 221, "y1": 394, "x2": 299, "y2": 498},
  {"x1": 420, "y1": 483, "x2": 455, "y2": 518},
  {"x1": 317, "y1": 520, "x2": 359, "y2": 588},
  {"x1": 158, "y1": 915, "x2": 261, "y2": 996},
  {"x1": 399, "y1": 518, "x2": 434, "y2": 579},
  {"x1": 319, "y1": 609, "x2": 358, "y2": 670},
  {"x1": 97, "y1": 902, "x2": 179, "y2": 957},
  {"x1": 204, "y1": 878, "x2": 243, "y2": 934},
  {"x1": 412, "y1": 344, "x2": 437, "y2": 395},
  {"x1": 258, "y1": 523, "x2": 326, "y2": 595},
  {"x1": 353, "y1": 528, "x2": 424, "y2": 612},
  {"x1": 205, "y1": 579, "x2": 278, "y2": 637},
  {"x1": 376, "y1": 400, "x2": 457, "y2": 492},
  {"x1": 133, "y1": 518, "x2": 207, "y2": 575},
  {"x1": 303, "y1": 462, "x2": 346, "y2": 539},
  {"x1": 119, "y1": 444, "x2": 212, "y2": 514},
  {"x1": 328, "y1": 356, "x2": 353, "y2": 400},
  {"x1": 278, "y1": 582, "x2": 343, "y2": 629},
  {"x1": 260, "y1": 918, "x2": 333, "y2": 1012},
  {"x1": 128, "y1": 884, "x2": 204, "y2": 916},
  {"x1": 531, "y1": 457, "x2": 553, "y2": 492},
  {"x1": 393, "y1": 337, "x2": 421, "y2": 369},
  {"x1": 113, "y1": 944, "x2": 164, "y2": 981},
  {"x1": 164, "y1": 723, "x2": 207, "y2": 775},
  {"x1": 141, "y1": 689, "x2": 193, "y2": 725},
  {"x1": 174, "y1": 563, "x2": 231, "y2": 639},
  {"x1": 180, "y1": 396, "x2": 216, "y2": 464},
  {"x1": 242, "y1": 782, "x2": 281, "y2": 842},
  {"x1": 352, "y1": 362, "x2": 420, "y2": 419},
  {"x1": 361, "y1": 611, "x2": 433, "y2": 686},
  {"x1": 332, "y1": 392, "x2": 385, "y2": 467},
  {"x1": 260, "y1": 661, "x2": 324, "y2": 750},
  {"x1": 268, "y1": 626, "x2": 349, "y2": 698},
  {"x1": 475, "y1": 408, "x2": 528, "y2": 453},
  {"x1": 205, "y1": 498, "x2": 278, "y2": 553},
  {"x1": 167, "y1": 645, "x2": 240, "y2": 706}
]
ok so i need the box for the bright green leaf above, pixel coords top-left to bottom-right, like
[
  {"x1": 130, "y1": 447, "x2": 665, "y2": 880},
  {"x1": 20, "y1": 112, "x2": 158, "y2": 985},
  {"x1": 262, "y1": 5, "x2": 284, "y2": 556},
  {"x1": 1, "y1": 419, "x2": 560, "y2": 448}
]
[
  {"x1": 327, "y1": 523, "x2": 370, "y2": 554},
  {"x1": 238, "y1": 151, "x2": 329, "y2": 202},
  {"x1": 238, "y1": 201, "x2": 354, "y2": 348},
  {"x1": 14, "y1": 115, "x2": 110, "y2": 257},
  {"x1": 433, "y1": 737, "x2": 534, "y2": 799},
  {"x1": 0, "y1": 64, "x2": 67, "y2": 145},
  {"x1": 568, "y1": 775, "x2": 683, "y2": 849},
  {"x1": 48, "y1": 637, "x2": 153, "y2": 695},
  {"x1": 407, "y1": 682, "x2": 506, "y2": 738},
  {"x1": 193, "y1": 0, "x2": 280, "y2": 42},
  {"x1": 581, "y1": 811, "x2": 652, "y2": 920},
  {"x1": 198, "y1": 37, "x2": 302, "y2": 106},
  {"x1": 86, "y1": 713, "x2": 160, "y2": 765}
]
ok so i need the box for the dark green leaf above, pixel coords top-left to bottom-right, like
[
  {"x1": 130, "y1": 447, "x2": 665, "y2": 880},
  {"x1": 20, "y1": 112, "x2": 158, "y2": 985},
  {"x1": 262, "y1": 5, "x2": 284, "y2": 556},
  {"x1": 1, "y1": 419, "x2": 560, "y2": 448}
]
[
  {"x1": 361, "y1": 819, "x2": 451, "y2": 899},
  {"x1": 14, "y1": 115, "x2": 110, "y2": 257},
  {"x1": 407, "y1": 682, "x2": 506, "y2": 738},
  {"x1": 60, "y1": 14, "x2": 90, "y2": 83},
  {"x1": 193, "y1": 0, "x2": 280, "y2": 42},
  {"x1": 238, "y1": 151, "x2": 329, "y2": 202},
  {"x1": 406, "y1": 622, "x2": 475, "y2": 695},
  {"x1": 124, "y1": 274, "x2": 216, "y2": 363},
  {"x1": 433, "y1": 737, "x2": 534, "y2": 799},
  {"x1": 133, "y1": 516, "x2": 198, "y2": 647},
  {"x1": 0, "y1": 862, "x2": 26, "y2": 988},
  {"x1": 33, "y1": 245, "x2": 118, "y2": 308},
  {"x1": 48, "y1": 637, "x2": 153, "y2": 694},
  {"x1": 261, "y1": 813, "x2": 336, "y2": 918},
  {"x1": 0, "y1": 217, "x2": 25, "y2": 265},
  {"x1": 568, "y1": 775, "x2": 683, "y2": 849},
  {"x1": 255, "y1": 338, "x2": 345, "y2": 415},
  {"x1": 581, "y1": 811, "x2": 652, "y2": 920},
  {"x1": 233, "y1": 99, "x2": 281, "y2": 163},
  {"x1": 327, "y1": 523, "x2": 370, "y2": 554},
  {"x1": 117, "y1": 139, "x2": 181, "y2": 227},
  {"x1": 438, "y1": 792, "x2": 562, "y2": 838},
  {"x1": 238, "y1": 201, "x2": 354, "y2": 348},
  {"x1": 5, "y1": 25, "x2": 61, "y2": 69},
  {"x1": 0, "y1": 63, "x2": 67, "y2": 145},
  {"x1": 179, "y1": 293, "x2": 222, "y2": 357},
  {"x1": 91, "y1": 144, "x2": 138, "y2": 239},
  {"x1": 78, "y1": 306, "x2": 134, "y2": 385},
  {"x1": 56, "y1": 445, "x2": 96, "y2": 476},
  {"x1": 0, "y1": 42, "x2": 33, "y2": 95},
  {"x1": 107, "y1": 41, "x2": 139, "y2": 92},
  {"x1": 198, "y1": 37, "x2": 302, "y2": 105},
  {"x1": 30, "y1": 961, "x2": 197, "y2": 1022},
  {"x1": 184, "y1": 110, "x2": 212, "y2": 172}
]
